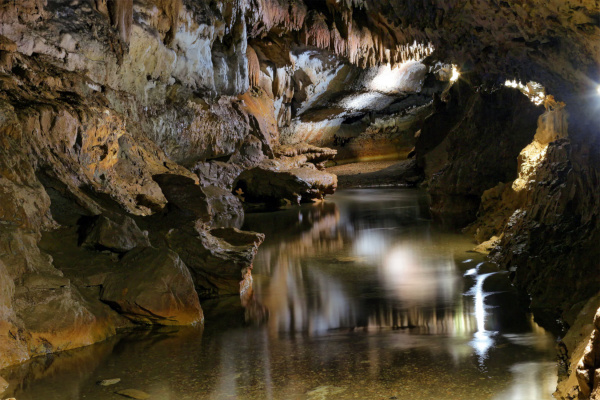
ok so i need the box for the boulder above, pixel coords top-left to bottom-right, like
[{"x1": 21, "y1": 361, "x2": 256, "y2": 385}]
[
  {"x1": 234, "y1": 164, "x2": 337, "y2": 206},
  {"x1": 100, "y1": 247, "x2": 203, "y2": 326},
  {"x1": 152, "y1": 174, "x2": 211, "y2": 222},
  {"x1": 11, "y1": 280, "x2": 120, "y2": 364},
  {"x1": 80, "y1": 215, "x2": 150, "y2": 253},
  {"x1": 166, "y1": 227, "x2": 265, "y2": 298},
  {"x1": 203, "y1": 185, "x2": 244, "y2": 228}
]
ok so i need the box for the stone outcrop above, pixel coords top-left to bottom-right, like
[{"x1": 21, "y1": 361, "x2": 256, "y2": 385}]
[
  {"x1": 417, "y1": 80, "x2": 542, "y2": 227},
  {"x1": 166, "y1": 227, "x2": 265, "y2": 298},
  {"x1": 235, "y1": 164, "x2": 337, "y2": 207},
  {"x1": 100, "y1": 247, "x2": 203, "y2": 326},
  {"x1": 234, "y1": 143, "x2": 338, "y2": 207},
  {"x1": 80, "y1": 215, "x2": 150, "y2": 253},
  {"x1": 556, "y1": 296, "x2": 600, "y2": 400}
]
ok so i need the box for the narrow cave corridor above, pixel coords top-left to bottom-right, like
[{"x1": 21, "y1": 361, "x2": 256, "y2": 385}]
[{"x1": 0, "y1": 0, "x2": 599, "y2": 399}]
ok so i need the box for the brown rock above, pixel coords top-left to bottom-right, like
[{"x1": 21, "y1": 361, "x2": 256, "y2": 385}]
[
  {"x1": 192, "y1": 161, "x2": 243, "y2": 190},
  {"x1": 166, "y1": 227, "x2": 265, "y2": 298},
  {"x1": 234, "y1": 163, "x2": 337, "y2": 206},
  {"x1": 100, "y1": 247, "x2": 203, "y2": 326},
  {"x1": 0, "y1": 36, "x2": 17, "y2": 52},
  {"x1": 203, "y1": 185, "x2": 244, "y2": 228},
  {"x1": 80, "y1": 215, "x2": 150, "y2": 253},
  {"x1": 152, "y1": 174, "x2": 211, "y2": 222}
]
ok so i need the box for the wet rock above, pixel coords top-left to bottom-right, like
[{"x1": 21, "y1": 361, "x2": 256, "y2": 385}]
[
  {"x1": 556, "y1": 295, "x2": 600, "y2": 399},
  {"x1": 11, "y1": 278, "x2": 118, "y2": 366},
  {"x1": 329, "y1": 159, "x2": 423, "y2": 189},
  {"x1": 166, "y1": 227, "x2": 265, "y2": 298},
  {"x1": 152, "y1": 174, "x2": 211, "y2": 222},
  {"x1": 116, "y1": 389, "x2": 150, "y2": 399},
  {"x1": 100, "y1": 247, "x2": 203, "y2": 326},
  {"x1": 471, "y1": 236, "x2": 501, "y2": 255},
  {"x1": 234, "y1": 163, "x2": 337, "y2": 206},
  {"x1": 203, "y1": 185, "x2": 244, "y2": 228},
  {"x1": 576, "y1": 307, "x2": 600, "y2": 399},
  {"x1": 80, "y1": 215, "x2": 150, "y2": 253},
  {"x1": 98, "y1": 378, "x2": 121, "y2": 386},
  {"x1": 228, "y1": 144, "x2": 338, "y2": 205}
]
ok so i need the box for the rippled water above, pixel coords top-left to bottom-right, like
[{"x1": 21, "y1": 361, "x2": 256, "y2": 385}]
[{"x1": 2, "y1": 189, "x2": 558, "y2": 400}]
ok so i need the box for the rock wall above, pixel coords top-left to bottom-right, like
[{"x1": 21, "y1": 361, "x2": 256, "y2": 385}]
[
  {"x1": 417, "y1": 79, "x2": 543, "y2": 227},
  {"x1": 416, "y1": 81, "x2": 600, "y2": 398},
  {"x1": 0, "y1": 0, "x2": 348, "y2": 370}
]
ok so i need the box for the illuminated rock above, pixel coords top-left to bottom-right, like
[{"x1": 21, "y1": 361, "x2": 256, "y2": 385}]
[{"x1": 100, "y1": 247, "x2": 203, "y2": 326}]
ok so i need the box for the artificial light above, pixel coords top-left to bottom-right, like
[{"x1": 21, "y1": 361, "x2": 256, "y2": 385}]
[{"x1": 450, "y1": 65, "x2": 460, "y2": 82}]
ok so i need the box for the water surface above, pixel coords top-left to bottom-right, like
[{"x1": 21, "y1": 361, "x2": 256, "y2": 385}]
[{"x1": 2, "y1": 189, "x2": 558, "y2": 399}]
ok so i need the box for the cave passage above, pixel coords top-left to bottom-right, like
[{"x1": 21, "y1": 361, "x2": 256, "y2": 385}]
[{"x1": 2, "y1": 188, "x2": 557, "y2": 399}]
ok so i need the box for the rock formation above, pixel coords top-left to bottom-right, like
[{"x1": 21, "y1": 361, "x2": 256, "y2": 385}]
[{"x1": 0, "y1": 1, "x2": 598, "y2": 399}]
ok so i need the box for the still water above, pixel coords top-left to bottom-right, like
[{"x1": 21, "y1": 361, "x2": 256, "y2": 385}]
[{"x1": 2, "y1": 189, "x2": 557, "y2": 399}]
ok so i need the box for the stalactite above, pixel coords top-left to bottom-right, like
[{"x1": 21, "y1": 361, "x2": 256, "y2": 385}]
[
  {"x1": 260, "y1": 0, "x2": 305, "y2": 32},
  {"x1": 289, "y1": 1, "x2": 308, "y2": 31},
  {"x1": 94, "y1": 0, "x2": 109, "y2": 17},
  {"x1": 252, "y1": 0, "x2": 434, "y2": 71},
  {"x1": 107, "y1": 0, "x2": 133, "y2": 44},
  {"x1": 330, "y1": 24, "x2": 346, "y2": 57},
  {"x1": 247, "y1": 45, "x2": 260, "y2": 88},
  {"x1": 302, "y1": 11, "x2": 330, "y2": 49},
  {"x1": 156, "y1": 0, "x2": 182, "y2": 45}
]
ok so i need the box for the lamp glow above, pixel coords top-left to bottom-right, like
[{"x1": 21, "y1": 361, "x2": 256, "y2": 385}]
[
  {"x1": 597, "y1": 85, "x2": 600, "y2": 95},
  {"x1": 450, "y1": 66, "x2": 460, "y2": 82}
]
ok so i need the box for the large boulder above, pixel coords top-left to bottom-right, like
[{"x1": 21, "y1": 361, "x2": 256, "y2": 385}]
[
  {"x1": 80, "y1": 215, "x2": 150, "y2": 253},
  {"x1": 152, "y1": 174, "x2": 212, "y2": 222},
  {"x1": 166, "y1": 227, "x2": 265, "y2": 298},
  {"x1": 234, "y1": 163, "x2": 337, "y2": 206},
  {"x1": 100, "y1": 247, "x2": 203, "y2": 326}
]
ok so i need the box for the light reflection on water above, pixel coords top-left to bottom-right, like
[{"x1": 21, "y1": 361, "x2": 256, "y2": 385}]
[{"x1": 1, "y1": 188, "x2": 558, "y2": 400}]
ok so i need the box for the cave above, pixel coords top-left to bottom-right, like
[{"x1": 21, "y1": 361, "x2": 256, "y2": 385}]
[{"x1": 0, "y1": 0, "x2": 599, "y2": 399}]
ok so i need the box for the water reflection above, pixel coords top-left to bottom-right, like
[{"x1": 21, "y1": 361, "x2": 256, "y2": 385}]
[
  {"x1": 240, "y1": 188, "x2": 558, "y2": 393},
  {"x1": 2, "y1": 189, "x2": 558, "y2": 400},
  {"x1": 244, "y1": 189, "x2": 479, "y2": 342},
  {"x1": 469, "y1": 270, "x2": 497, "y2": 366}
]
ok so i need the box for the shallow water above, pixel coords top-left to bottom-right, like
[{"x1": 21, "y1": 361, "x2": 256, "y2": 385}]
[{"x1": 2, "y1": 188, "x2": 558, "y2": 400}]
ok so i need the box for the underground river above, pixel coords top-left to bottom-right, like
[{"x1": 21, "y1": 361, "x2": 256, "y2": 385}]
[{"x1": 1, "y1": 188, "x2": 558, "y2": 399}]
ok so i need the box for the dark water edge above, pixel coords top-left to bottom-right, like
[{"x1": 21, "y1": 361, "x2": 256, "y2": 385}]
[{"x1": 1, "y1": 188, "x2": 559, "y2": 400}]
